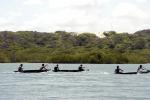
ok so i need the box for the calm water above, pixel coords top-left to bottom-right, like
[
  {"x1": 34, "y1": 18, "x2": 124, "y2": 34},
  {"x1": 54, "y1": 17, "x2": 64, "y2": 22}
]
[{"x1": 0, "y1": 63, "x2": 150, "y2": 100}]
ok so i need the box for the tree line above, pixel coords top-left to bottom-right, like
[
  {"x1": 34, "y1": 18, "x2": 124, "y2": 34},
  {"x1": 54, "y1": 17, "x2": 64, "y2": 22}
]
[{"x1": 0, "y1": 29, "x2": 149, "y2": 63}]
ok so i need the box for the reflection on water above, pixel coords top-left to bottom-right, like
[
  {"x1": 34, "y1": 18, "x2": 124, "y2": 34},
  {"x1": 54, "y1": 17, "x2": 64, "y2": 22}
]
[{"x1": 0, "y1": 63, "x2": 150, "y2": 100}]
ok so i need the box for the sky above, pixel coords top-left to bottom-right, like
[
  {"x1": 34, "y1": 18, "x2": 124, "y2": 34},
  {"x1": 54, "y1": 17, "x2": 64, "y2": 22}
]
[{"x1": 0, "y1": 0, "x2": 150, "y2": 33}]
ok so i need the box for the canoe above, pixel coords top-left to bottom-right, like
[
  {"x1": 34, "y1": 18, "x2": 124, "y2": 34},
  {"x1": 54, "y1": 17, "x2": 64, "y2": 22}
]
[
  {"x1": 116, "y1": 72, "x2": 137, "y2": 74},
  {"x1": 139, "y1": 70, "x2": 150, "y2": 74},
  {"x1": 14, "y1": 69, "x2": 50, "y2": 73},
  {"x1": 115, "y1": 70, "x2": 150, "y2": 74},
  {"x1": 53, "y1": 69, "x2": 84, "y2": 72}
]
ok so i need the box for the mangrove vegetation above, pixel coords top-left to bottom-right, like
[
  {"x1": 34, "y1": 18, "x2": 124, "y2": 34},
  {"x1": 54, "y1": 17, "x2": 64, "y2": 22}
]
[{"x1": 0, "y1": 29, "x2": 150, "y2": 63}]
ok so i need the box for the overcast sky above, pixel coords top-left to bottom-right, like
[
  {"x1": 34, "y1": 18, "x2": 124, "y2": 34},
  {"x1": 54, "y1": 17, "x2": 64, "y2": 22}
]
[{"x1": 0, "y1": 0, "x2": 150, "y2": 33}]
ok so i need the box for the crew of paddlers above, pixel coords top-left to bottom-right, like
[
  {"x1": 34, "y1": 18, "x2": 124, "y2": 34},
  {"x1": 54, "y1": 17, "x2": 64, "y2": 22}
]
[
  {"x1": 17, "y1": 63, "x2": 85, "y2": 72},
  {"x1": 115, "y1": 65, "x2": 150, "y2": 74},
  {"x1": 16, "y1": 63, "x2": 149, "y2": 74}
]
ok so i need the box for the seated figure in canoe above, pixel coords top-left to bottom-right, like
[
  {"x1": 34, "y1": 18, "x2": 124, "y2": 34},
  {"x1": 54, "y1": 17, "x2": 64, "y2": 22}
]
[
  {"x1": 54, "y1": 64, "x2": 59, "y2": 72},
  {"x1": 18, "y1": 64, "x2": 23, "y2": 72},
  {"x1": 137, "y1": 65, "x2": 150, "y2": 73},
  {"x1": 39, "y1": 64, "x2": 48, "y2": 71},
  {"x1": 78, "y1": 64, "x2": 84, "y2": 71},
  {"x1": 115, "y1": 66, "x2": 123, "y2": 74}
]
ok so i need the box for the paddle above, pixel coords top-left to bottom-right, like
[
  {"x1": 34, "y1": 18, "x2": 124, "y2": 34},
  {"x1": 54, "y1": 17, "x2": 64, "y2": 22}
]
[{"x1": 14, "y1": 71, "x2": 19, "y2": 72}]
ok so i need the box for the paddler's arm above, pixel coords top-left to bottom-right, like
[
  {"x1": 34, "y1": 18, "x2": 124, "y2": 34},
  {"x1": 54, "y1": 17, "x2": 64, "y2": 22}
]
[
  {"x1": 143, "y1": 67, "x2": 150, "y2": 71},
  {"x1": 120, "y1": 69, "x2": 124, "y2": 72}
]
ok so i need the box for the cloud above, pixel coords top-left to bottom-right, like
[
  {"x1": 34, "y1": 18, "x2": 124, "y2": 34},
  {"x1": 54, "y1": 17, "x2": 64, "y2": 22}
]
[
  {"x1": 113, "y1": 3, "x2": 148, "y2": 19},
  {"x1": 136, "y1": 0, "x2": 147, "y2": 3},
  {"x1": 0, "y1": 0, "x2": 114, "y2": 32},
  {"x1": 110, "y1": 2, "x2": 150, "y2": 32},
  {"x1": 0, "y1": 0, "x2": 150, "y2": 33},
  {"x1": 0, "y1": 17, "x2": 9, "y2": 25},
  {"x1": 47, "y1": 0, "x2": 99, "y2": 8},
  {"x1": 23, "y1": 0, "x2": 44, "y2": 5}
]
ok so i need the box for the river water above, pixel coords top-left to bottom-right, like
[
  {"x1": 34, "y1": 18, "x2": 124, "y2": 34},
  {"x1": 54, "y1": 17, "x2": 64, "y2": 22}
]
[{"x1": 0, "y1": 63, "x2": 150, "y2": 100}]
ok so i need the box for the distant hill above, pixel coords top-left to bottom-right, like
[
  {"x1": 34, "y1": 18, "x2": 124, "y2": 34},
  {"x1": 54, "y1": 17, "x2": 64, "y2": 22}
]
[{"x1": 134, "y1": 29, "x2": 150, "y2": 36}]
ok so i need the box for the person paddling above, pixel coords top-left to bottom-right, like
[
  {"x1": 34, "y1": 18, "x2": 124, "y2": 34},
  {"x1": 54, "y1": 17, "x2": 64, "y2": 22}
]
[
  {"x1": 137, "y1": 65, "x2": 149, "y2": 73},
  {"x1": 39, "y1": 64, "x2": 47, "y2": 70},
  {"x1": 54, "y1": 64, "x2": 59, "y2": 72},
  {"x1": 78, "y1": 64, "x2": 84, "y2": 71},
  {"x1": 18, "y1": 64, "x2": 23, "y2": 72},
  {"x1": 115, "y1": 66, "x2": 123, "y2": 74}
]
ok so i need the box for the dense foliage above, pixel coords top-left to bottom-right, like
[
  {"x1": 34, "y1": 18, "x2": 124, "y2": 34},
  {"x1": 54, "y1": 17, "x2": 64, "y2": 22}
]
[{"x1": 0, "y1": 30, "x2": 150, "y2": 63}]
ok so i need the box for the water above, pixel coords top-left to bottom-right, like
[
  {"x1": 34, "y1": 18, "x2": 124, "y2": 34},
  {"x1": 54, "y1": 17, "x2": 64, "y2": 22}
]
[{"x1": 0, "y1": 63, "x2": 150, "y2": 100}]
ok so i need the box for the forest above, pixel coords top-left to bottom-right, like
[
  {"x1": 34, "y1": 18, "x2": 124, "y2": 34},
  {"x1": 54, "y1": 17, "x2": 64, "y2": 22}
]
[{"x1": 0, "y1": 29, "x2": 149, "y2": 63}]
